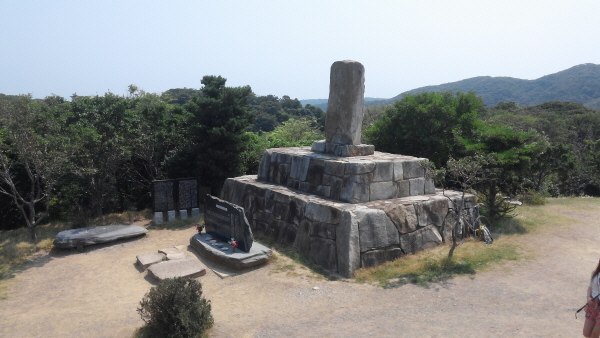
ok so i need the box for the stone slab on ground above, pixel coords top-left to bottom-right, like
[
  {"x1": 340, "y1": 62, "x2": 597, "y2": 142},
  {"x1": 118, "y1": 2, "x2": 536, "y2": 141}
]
[
  {"x1": 136, "y1": 253, "x2": 165, "y2": 270},
  {"x1": 190, "y1": 233, "x2": 272, "y2": 269},
  {"x1": 158, "y1": 247, "x2": 186, "y2": 260},
  {"x1": 146, "y1": 257, "x2": 206, "y2": 281},
  {"x1": 53, "y1": 225, "x2": 148, "y2": 249}
]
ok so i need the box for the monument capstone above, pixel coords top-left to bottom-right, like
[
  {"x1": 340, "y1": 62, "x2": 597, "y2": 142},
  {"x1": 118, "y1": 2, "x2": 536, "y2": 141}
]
[{"x1": 220, "y1": 60, "x2": 473, "y2": 277}]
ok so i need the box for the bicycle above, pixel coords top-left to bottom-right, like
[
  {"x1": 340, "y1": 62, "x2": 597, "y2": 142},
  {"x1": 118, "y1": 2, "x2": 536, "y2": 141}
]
[{"x1": 446, "y1": 203, "x2": 493, "y2": 245}]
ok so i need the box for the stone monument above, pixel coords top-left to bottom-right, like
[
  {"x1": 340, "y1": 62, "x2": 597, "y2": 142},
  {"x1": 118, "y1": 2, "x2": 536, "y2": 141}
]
[{"x1": 220, "y1": 60, "x2": 473, "y2": 277}]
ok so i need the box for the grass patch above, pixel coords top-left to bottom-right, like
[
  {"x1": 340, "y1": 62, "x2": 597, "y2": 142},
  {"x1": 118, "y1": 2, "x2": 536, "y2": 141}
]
[
  {"x1": 355, "y1": 240, "x2": 518, "y2": 287},
  {"x1": 354, "y1": 197, "x2": 589, "y2": 287}
]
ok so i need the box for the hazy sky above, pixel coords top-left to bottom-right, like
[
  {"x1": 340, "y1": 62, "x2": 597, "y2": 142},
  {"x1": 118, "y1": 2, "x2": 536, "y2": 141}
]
[{"x1": 1, "y1": 1, "x2": 599, "y2": 100}]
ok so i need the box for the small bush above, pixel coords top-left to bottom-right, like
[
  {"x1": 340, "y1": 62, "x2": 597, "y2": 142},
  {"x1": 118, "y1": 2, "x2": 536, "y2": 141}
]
[
  {"x1": 519, "y1": 189, "x2": 547, "y2": 205},
  {"x1": 137, "y1": 277, "x2": 213, "y2": 338}
]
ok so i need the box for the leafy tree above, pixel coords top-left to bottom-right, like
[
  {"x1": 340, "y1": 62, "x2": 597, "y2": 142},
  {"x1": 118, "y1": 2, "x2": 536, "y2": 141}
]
[
  {"x1": 461, "y1": 123, "x2": 548, "y2": 218},
  {"x1": 0, "y1": 95, "x2": 72, "y2": 240},
  {"x1": 364, "y1": 91, "x2": 484, "y2": 167},
  {"x1": 167, "y1": 76, "x2": 253, "y2": 194},
  {"x1": 267, "y1": 117, "x2": 323, "y2": 145}
]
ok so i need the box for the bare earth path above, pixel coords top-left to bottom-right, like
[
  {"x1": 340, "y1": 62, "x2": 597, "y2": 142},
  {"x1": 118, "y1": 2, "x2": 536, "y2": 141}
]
[{"x1": 1, "y1": 203, "x2": 598, "y2": 338}]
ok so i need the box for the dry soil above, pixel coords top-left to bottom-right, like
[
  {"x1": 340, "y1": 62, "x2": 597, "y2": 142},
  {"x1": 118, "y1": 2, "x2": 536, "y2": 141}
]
[{"x1": 0, "y1": 204, "x2": 598, "y2": 338}]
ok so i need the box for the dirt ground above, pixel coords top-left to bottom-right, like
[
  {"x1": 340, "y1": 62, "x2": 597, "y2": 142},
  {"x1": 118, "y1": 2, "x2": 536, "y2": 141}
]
[{"x1": 0, "y1": 204, "x2": 598, "y2": 338}]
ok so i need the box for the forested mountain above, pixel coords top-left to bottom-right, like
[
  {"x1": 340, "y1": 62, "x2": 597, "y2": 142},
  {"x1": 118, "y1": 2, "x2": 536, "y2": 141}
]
[
  {"x1": 371, "y1": 63, "x2": 600, "y2": 109},
  {"x1": 301, "y1": 97, "x2": 387, "y2": 111},
  {"x1": 307, "y1": 63, "x2": 600, "y2": 110}
]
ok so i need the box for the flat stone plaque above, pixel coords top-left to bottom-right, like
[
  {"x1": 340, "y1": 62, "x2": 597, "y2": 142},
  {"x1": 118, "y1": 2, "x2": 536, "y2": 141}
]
[
  {"x1": 147, "y1": 257, "x2": 206, "y2": 281},
  {"x1": 136, "y1": 253, "x2": 166, "y2": 270},
  {"x1": 54, "y1": 225, "x2": 148, "y2": 249},
  {"x1": 204, "y1": 194, "x2": 253, "y2": 252}
]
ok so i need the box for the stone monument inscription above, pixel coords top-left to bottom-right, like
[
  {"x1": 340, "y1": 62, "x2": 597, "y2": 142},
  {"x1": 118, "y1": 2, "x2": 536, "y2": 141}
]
[
  {"x1": 153, "y1": 181, "x2": 175, "y2": 212},
  {"x1": 204, "y1": 194, "x2": 253, "y2": 252}
]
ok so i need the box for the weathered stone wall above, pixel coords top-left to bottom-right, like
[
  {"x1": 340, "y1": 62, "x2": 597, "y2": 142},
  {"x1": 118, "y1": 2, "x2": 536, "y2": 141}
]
[
  {"x1": 221, "y1": 176, "x2": 474, "y2": 277},
  {"x1": 257, "y1": 147, "x2": 436, "y2": 204}
]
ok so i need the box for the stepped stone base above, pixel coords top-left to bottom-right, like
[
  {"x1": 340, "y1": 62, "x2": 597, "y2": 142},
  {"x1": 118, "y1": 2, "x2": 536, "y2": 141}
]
[
  {"x1": 311, "y1": 140, "x2": 374, "y2": 157},
  {"x1": 221, "y1": 176, "x2": 474, "y2": 278},
  {"x1": 257, "y1": 147, "x2": 435, "y2": 204}
]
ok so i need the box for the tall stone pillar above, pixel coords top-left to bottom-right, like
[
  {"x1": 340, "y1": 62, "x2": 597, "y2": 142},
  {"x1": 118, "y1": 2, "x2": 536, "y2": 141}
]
[
  {"x1": 312, "y1": 60, "x2": 374, "y2": 157},
  {"x1": 325, "y1": 60, "x2": 365, "y2": 145}
]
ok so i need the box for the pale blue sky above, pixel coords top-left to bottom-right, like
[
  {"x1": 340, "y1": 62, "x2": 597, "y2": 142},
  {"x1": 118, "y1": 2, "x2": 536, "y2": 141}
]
[{"x1": 1, "y1": 0, "x2": 599, "y2": 100}]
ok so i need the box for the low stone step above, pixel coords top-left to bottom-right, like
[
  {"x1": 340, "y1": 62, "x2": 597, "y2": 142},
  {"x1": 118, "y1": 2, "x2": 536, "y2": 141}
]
[
  {"x1": 136, "y1": 253, "x2": 166, "y2": 270},
  {"x1": 147, "y1": 257, "x2": 206, "y2": 281},
  {"x1": 158, "y1": 247, "x2": 186, "y2": 260}
]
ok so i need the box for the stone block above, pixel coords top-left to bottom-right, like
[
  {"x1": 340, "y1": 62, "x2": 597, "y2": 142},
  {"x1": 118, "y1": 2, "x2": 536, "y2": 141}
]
[
  {"x1": 324, "y1": 161, "x2": 345, "y2": 177},
  {"x1": 395, "y1": 180, "x2": 410, "y2": 197},
  {"x1": 309, "y1": 222, "x2": 336, "y2": 240},
  {"x1": 167, "y1": 210, "x2": 176, "y2": 221},
  {"x1": 191, "y1": 208, "x2": 200, "y2": 217},
  {"x1": 154, "y1": 212, "x2": 163, "y2": 224},
  {"x1": 147, "y1": 257, "x2": 206, "y2": 281},
  {"x1": 340, "y1": 180, "x2": 370, "y2": 204},
  {"x1": 425, "y1": 178, "x2": 436, "y2": 194},
  {"x1": 54, "y1": 225, "x2": 148, "y2": 249},
  {"x1": 330, "y1": 176, "x2": 343, "y2": 201},
  {"x1": 393, "y1": 161, "x2": 404, "y2": 181},
  {"x1": 257, "y1": 150, "x2": 272, "y2": 181},
  {"x1": 409, "y1": 178, "x2": 425, "y2": 196},
  {"x1": 294, "y1": 219, "x2": 312, "y2": 256},
  {"x1": 316, "y1": 185, "x2": 331, "y2": 198},
  {"x1": 308, "y1": 237, "x2": 337, "y2": 272},
  {"x1": 306, "y1": 162, "x2": 325, "y2": 185},
  {"x1": 370, "y1": 181, "x2": 396, "y2": 201},
  {"x1": 305, "y1": 202, "x2": 341, "y2": 223},
  {"x1": 345, "y1": 160, "x2": 376, "y2": 175},
  {"x1": 290, "y1": 156, "x2": 310, "y2": 181},
  {"x1": 414, "y1": 198, "x2": 448, "y2": 228},
  {"x1": 179, "y1": 209, "x2": 188, "y2": 220},
  {"x1": 361, "y1": 248, "x2": 404, "y2": 269},
  {"x1": 356, "y1": 209, "x2": 400, "y2": 252},
  {"x1": 399, "y1": 225, "x2": 442, "y2": 255},
  {"x1": 287, "y1": 198, "x2": 307, "y2": 225},
  {"x1": 384, "y1": 204, "x2": 418, "y2": 234},
  {"x1": 136, "y1": 253, "x2": 166, "y2": 270},
  {"x1": 271, "y1": 220, "x2": 298, "y2": 245},
  {"x1": 403, "y1": 160, "x2": 426, "y2": 179},
  {"x1": 336, "y1": 211, "x2": 360, "y2": 278},
  {"x1": 311, "y1": 140, "x2": 326, "y2": 153},
  {"x1": 158, "y1": 247, "x2": 186, "y2": 260},
  {"x1": 373, "y1": 161, "x2": 393, "y2": 182}
]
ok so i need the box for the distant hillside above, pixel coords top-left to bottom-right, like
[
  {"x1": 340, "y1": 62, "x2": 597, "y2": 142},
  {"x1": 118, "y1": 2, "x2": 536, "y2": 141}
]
[
  {"x1": 305, "y1": 64, "x2": 600, "y2": 110},
  {"x1": 301, "y1": 97, "x2": 388, "y2": 111},
  {"x1": 369, "y1": 63, "x2": 600, "y2": 109}
]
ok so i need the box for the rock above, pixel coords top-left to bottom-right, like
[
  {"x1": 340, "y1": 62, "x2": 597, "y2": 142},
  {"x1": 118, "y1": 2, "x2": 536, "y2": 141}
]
[
  {"x1": 393, "y1": 161, "x2": 404, "y2": 181},
  {"x1": 399, "y1": 225, "x2": 443, "y2": 254},
  {"x1": 355, "y1": 209, "x2": 399, "y2": 252},
  {"x1": 305, "y1": 202, "x2": 341, "y2": 224},
  {"x1": 336, "y1": 211, "x2": 360, "y2": 278},
  {"x1": 361, "y1": 248, "x2": 404, "y2": 269},
  {"x1": 146, "y1": 257, "x2": 206, "y2": 281},
  {"x1": 384, "y1": 204, "x2": 418, "y2": 234},
  {"x1": 370, "y1": 181, "x2": 396, "y2": 201},
  {"x1": 204, "y1": 194, "x2": 254, "y2": 252},
  {"x1": 308, "y1": 237, "x2": 337, "y2": 272},
  {"x1": 136, "y1": 253, "x2": 166, "y2": 270},
  {"x1": 158, "y1": 247, "x2": 186, "y2": 260},
  {"x1": 190, "y1": 233, "x2": 272, "y2": 269},
  {"x1": 409, "y1": 178, "x2": 425, "y2": 196},
  {"x1": 324, "y1": 60, "x2": 365, "y2": 145},
  {"x1": 403, "y1": 160, "x2": 426, "y2": 179},
  {"x1": 53, "y1": 225, "x2": 148, "y2": 249},
  {"x1": 414, "y1": 198, "x2": 448, "y2": 228},
  {"x1": 373, "y1": 161, "x2": 393, "y2": 182}
]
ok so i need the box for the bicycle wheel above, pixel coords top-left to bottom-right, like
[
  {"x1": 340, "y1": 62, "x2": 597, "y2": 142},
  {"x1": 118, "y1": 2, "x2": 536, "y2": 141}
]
[{"x1": 478, "y1": 216, "x2": 493, "y2": 244}]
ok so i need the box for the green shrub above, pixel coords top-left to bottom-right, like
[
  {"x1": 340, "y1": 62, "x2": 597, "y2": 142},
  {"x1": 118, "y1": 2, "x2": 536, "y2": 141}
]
[
  {"x1": 137, "y1": 277, "x2": 213, "y2": 338},
  {"x1": 519, "y1": 189, "x2": 547, "y2": 205}
]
